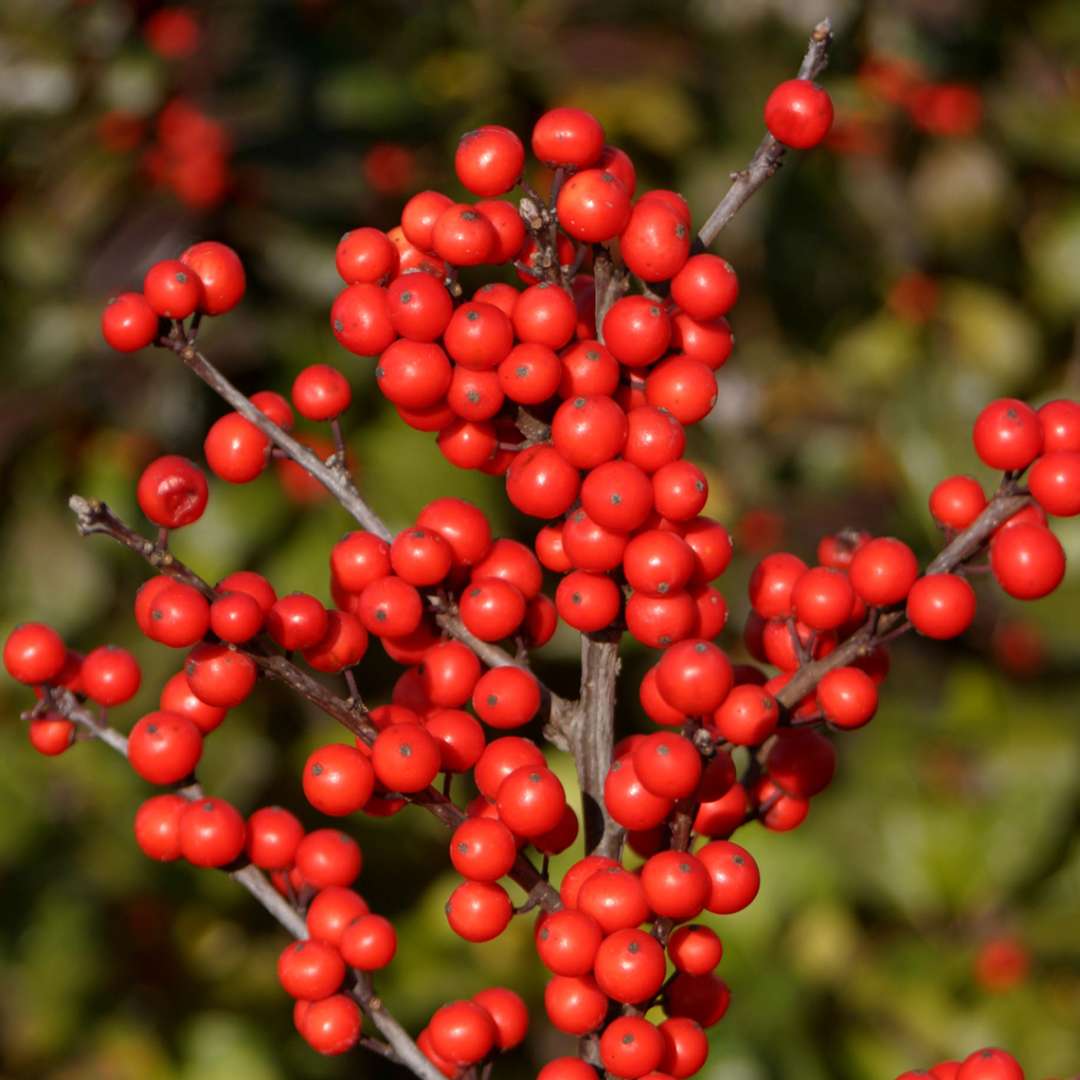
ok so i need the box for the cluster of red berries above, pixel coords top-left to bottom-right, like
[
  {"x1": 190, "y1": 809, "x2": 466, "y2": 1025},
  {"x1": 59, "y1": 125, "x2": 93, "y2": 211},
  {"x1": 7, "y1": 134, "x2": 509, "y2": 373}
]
[
  {"x1": 49, "y1": 77, "x2": 1068, "y2": 1078},
  {"x1": 858, "y1": 53, "x2": 983, "y2": 138},
  {"x1": 896, "y1": 1046, "x2": 1025, "y2": 1080},
  {"x1": 102, "y1": 238, "x2": 244, "y2": 352},
  {"x1": 142, "y1": 98, "x2": 231, "y2": 212}
]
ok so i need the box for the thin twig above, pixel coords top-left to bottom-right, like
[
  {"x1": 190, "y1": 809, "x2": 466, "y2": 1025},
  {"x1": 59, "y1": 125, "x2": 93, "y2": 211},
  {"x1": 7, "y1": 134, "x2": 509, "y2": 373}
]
[
  {"x1": 775, "y1": 487, "x2": 1031, "y2": 711},
  {"x1": 697, "y1": 18, "x2": 834, "y2": 248}
]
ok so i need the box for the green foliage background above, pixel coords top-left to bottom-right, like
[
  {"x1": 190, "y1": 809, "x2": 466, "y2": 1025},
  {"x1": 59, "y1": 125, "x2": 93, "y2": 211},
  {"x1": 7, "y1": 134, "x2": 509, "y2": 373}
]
[{"x1": 1, "y1": 1, "x2": 1078, "y2": 1077}]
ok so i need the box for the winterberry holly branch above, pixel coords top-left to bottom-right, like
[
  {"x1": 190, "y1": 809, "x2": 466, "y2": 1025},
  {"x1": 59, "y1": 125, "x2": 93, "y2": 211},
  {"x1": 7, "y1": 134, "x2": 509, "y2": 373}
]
[
  {"x1": 697, "y1": 17, "x2": 834, "y2": 247},
  {"x1": 773, "y1": 480, "x2": 1033, "y2": 713},
  {"x1": 29, "y1": 686, "x2": 446, "y2": 1080},
  {"x1": 67, "y1": 492, "x2": 563, "y2": 913},
  {"x1": 6, "y1": 13, "x2": 1073, "y2": 1079}
]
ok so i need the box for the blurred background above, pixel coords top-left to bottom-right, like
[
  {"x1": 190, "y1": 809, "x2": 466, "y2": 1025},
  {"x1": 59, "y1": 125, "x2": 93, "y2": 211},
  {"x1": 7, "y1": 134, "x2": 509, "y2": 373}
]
[{"x1": 1, "y1": 0, "x2": 1079, "y2": 1077}]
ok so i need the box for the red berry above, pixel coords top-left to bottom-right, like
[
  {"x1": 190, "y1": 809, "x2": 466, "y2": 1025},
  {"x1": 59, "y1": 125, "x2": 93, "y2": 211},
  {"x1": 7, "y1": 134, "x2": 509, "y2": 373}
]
[
  {"x1": 476, "y1": 199, "x2": 527, "y2": 262},
  {"x1": 134, "y1": 793, "x2": 188, "y2": 860},
  {"x1": 267, "y1": 592, "x2": 329, "y2": 651},
  {"x1": 137, "y1": 454, "x2": 208, "y2": 530},
  {"x1": 602, "y1": 296, "x2": 672, "y2": 367},
  {"x1": 204, "y1": 412, "x2": 269, "y2": 483},
  {"x1": 535, "y1": 908, "x2": 603, "y2": 976},
  {"x1": 748, "y1": 552, "x2": 807, "y2": 618},
  {"x1": 331, "y1": 531, "x2": 392, "y2": 592},
  {"x1": 640, "y1": 851, "x2": 711, "y2": 920},
  {"x1": 696, "y1": 839, "x2": 759, "y2": 914},
  {"x1": 143, "y1": 258, "x2": 203, "y2": 318},
  {"x1": 906, "y1": 573, "x2": 977, "y2": 639},
  {"x1": 555, "y1": 570, "x2": 622, "y2": 633},
  {"x1": 335, "y1": 227, "x2": 399, "y2": 285},
  {"x1": 633, "y1": 732, "x2": 702, "y2": 800},
  {"x1": 595, "y1": 927, "x2": 667, "y2": 1004},
  {"x1": 849, "y1": 537, "x2": 919, "y2": 607},
  {"x1": 625, "y1": 406, "x2": 687, "y2": 474},
  {"x1": 1029, "y1": 451, "x2": 1080, "y2": 516},
  {"x1": 432, "y1": 203, "x2": 498, "y2": 266},
  {"x1": 625, "y1": 590, "x2": 697, "y2": 649},
  {"x1": 956, "y1": 1048, "x2": 1024, "y2": 1080},
  {"x1": 459, "y1": 578, "x2": 527, "y2": 642},
  {"x1": 764, "y1": 79, "x2": 834, "y2": 149},
  {"x1": 277, "y1": 939, "x2": 345, "y2": 1000},
  {"x1": 713, "y1": 684, "x2": 779, "y2": 745},
  {"x1": 621, "y1": 199, "x2": 691, "y2": 282},
  {"x1": 4, "y1": 622, "x2": 67, "y2": 685},
  {"x1": 604, "y1": 756, "x2": 673, "y2": 832},
  {"x1": 532, "y1": 107, "x2": 605, "y2": 168},
  {"x1": 474, "y1": 736, "x2": 545, "y2": 799},
  {"x1": 498, "y1": 343, "x2": 563, "y2": 405},
  {"x1": 128, "y1": 710, "x2": 202, "y2": 784},
  {"x1": 303, "y1": 610, "x2": 369, "y2": 673},
  {"x1": 543, "y1": 974, "x2": 608, "y2": 1035},
  {"x1": 295, "y1": 828, "x2": 363, "y2": 888},
  {"x1": 671, "y1": 311, "x2": 734, "y2": 370},
  {"x1": 1038, "y1": 399, "x2": 1080, "y2": 453},
  {"x1": 513, "y1": 283, "x2": 577, "y2": 349},
  {"x1": 556, "y1": 168, "x2": 631, "y2": 242},
  {"x1": 331, "y1": 283, "x2": 396, "y2": 357},
  {"x1": 929, "y1": 475, "x2": 987, "y2": 530},
  {"x1": 372, "y1": 722, "x2": 441, "y2": 792},
  {"x1": 990, "y1": 522, "x2": 1066, "y2": 599},
  {"x1": 656, "y1": 639, "x2": 733, "y2": 716},
  {"x1": 304, "y1": 743, "x2": 375, "y2": 816},
  {"x1": 102, "y1": 292, "x2": 159, "y2": 351},
  {"x1": 471, "y1": 987, "x2": 528, "y2": 1050},
  {"x1": 766, "y1": 728, "x2": 836, "y2": 797},
  {"x1": 559, "y1": 339, "x2": 619, "y2": 399},
  {"x1": 973, "y1": 398, "x2": 1043, "y2": 472},
  {"x1": 179, "y1": 796, "x2": 246, "y2": 867},
  {"x1": 599, "y1": 1016, "x2": 664, "y2": 1078},
  {"x1": 301, "y1": 994, "x2": 362, "y2": 1056},
  {"x1": 450, "y1": 816, "x2": 517, "y2": 882},
  {"x1": 445, "y1": 879, "x2": 512, "y2": 941},
  {"x1": 663, "y1": 972, "x2": 731, "y2": 1027},
  {"x1": 424, "y1": 708, "x2": 486, "y2": 773},
  {"x1": 659, "y1": 1016, "x2": 710, "y2": 1078},
  {"x1": 292, "y1": 364, "x2": 351, "y2": 421},
  {"x1": 668, "y1": 924, "x2": 723, "y2": 976},
  {"x1": 472, "y1": 666, "x2": 540, "y2": 729},
  {"x1": 817, "y1": 666, "x2": 878, "y2": 729},
  {"x1": 209, "y1": 591, "x2": 264, "y2": 644},
  {"x1": 245, "y1": 805, "x2": 303, "y2": 870},
  {"x1": 306, "y1": 885, "x2": 372, "y2": 946},
  {"x1": 180, "y1": 241, "x2": 246, "y2": 315},
  {"x1": 671, "y1": 254, "x2": 739, "y2": 321},
  {"x1": 789, "y1": 566, "x2": 854, "y2": 631},
  {"x1": 645, "y1": 355, "x2": 718, "y2": 425},
  {"x1": 505, "y1": 444, "x2": 581, "y2": 519},
  {"x1": 78, "y1": 645, "x2": 140, "y2": 707},
  {"x1": 401, "y1": 190, "x2": 454, "y2": 249},
  {"x1": 184, "y1": 643, "x2": 256, "y2": 707},
  {"x1": 28, "y1": 714, "x2": 75, "y2": 755},
  {"x1": 496, "y1": 764, "x2": 566, "y2": 837},
  {"x1": 377, "y1": 340, "x2": 453, "y2": 409},
  {"x1": 455, "y1": 125, "x2": 525, "y2": 196},
  {"x1": 340, "y1": 913, "x2": 397, "y2": 970}
]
